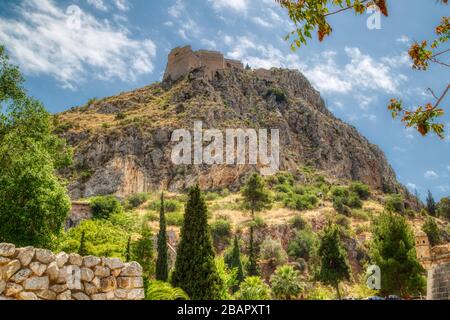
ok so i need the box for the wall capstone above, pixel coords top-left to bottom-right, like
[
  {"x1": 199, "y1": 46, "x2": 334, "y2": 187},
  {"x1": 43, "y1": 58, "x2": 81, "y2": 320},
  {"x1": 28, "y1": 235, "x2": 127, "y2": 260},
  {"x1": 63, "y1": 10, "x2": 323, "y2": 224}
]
[{"x1": 0, "y1": 243, "x2": 144, "y2": 300}]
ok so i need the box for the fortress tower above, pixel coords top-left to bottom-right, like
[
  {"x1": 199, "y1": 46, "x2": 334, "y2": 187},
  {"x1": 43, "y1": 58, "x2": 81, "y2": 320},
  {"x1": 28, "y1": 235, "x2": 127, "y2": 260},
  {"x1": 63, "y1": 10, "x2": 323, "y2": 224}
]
[{"x1": 163, "y1": 45, "x2": 244, "y2": 82}]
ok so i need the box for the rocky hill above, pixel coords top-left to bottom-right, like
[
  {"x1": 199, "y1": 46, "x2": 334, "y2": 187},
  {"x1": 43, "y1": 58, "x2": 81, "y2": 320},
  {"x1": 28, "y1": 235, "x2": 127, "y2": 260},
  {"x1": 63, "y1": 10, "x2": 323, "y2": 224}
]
[{"x1": 56, "y1": 58, "x2": 401, "y2": 200}]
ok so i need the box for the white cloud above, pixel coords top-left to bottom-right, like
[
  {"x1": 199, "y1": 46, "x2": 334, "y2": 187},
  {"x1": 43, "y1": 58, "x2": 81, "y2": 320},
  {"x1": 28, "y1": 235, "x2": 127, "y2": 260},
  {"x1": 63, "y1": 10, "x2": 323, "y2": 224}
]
[
  {"x1": 0, "y1": 0, "x2": 155, "y2": 89},
  {"x1": 168, "y1": 0, "x2": 184, "y2": 18},
  {"x1": 396, "y1": 35, "x2": 410, "y2": 44},
  {"x1": 251, "y1": 17, "x2": 271, "y2": 28},
  {"x1": 114, "y1": 0, "x2": 129, "y2": 11},
  {"x1": 209, "y1": 0, "x2": 249, "y2": 12},
  {"x1": 424, "y1": 170, "x2": 439, "y2": 179},
  {"x1": 447, "y1": 165, "x2": 450, "y2": 172},
  {"x1": 86, "y1": 0, "x2": 107, "y2": 11},
  {"x1": 437, "y1": 185, "x2": 450, "y2": 193},
  {"x1": 406, "y1": 183, "x2": 417, "y2": 191}
]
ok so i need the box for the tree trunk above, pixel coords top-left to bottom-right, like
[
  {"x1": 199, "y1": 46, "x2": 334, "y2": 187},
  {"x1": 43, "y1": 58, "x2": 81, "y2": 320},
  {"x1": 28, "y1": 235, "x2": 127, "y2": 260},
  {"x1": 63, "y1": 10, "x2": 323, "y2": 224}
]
[{"x1": 335, "y1": 283, "x2": 341, "y2": 300}]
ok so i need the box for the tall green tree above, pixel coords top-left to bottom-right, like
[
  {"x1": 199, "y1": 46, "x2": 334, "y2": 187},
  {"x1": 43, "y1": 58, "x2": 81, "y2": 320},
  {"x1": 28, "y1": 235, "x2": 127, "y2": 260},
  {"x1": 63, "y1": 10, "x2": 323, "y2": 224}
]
[
  {"x1": 171, "y1": 185, "x2": 223, "y2": 300},
  {"x1": 0, "y1": 46, "x2": 72, "y2": 248},
  {"x1": 270, "y1": 265, "x2": 303, "y2": 300},
  {"x1": 422, "y1": 216, "x2": 441, "y2": 247},
  {"x1": 317, "y1": 224, "x2": 350, "y2": 300},
  {"x1": 247, "y1": 226, "x2": 260, "y2": 277},
  {"x1": 78, "y1": 231, "x2": 88, "y2": 256},
  {"x1": 371, "y1": 211, "x2": 426, "y2": 296},
  {"x1": 426, "y1": 190, "x2": 437, "y2": 216},
  {"x1": 125, "y1": 236, "x2": 131, "y2": 262},
  {"x1": 229, "y1": 235, "x2": 245, "y2": 290},
  {"x1": 156, "y1": 193, "x2": 168, "y2": 281},
  {"x1": 437, "y1": 197, "x2": 450, "y2": 219},
  {"x1": 132, "y1": 225, "x2": 154, "y2": 279}
]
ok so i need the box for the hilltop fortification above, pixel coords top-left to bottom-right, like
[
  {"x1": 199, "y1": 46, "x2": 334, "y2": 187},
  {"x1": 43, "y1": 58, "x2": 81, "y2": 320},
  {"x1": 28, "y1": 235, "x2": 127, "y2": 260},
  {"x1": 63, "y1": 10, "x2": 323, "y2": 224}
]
[{"x1": 163, "y1": 45, "x2": 244, "y2": 82}]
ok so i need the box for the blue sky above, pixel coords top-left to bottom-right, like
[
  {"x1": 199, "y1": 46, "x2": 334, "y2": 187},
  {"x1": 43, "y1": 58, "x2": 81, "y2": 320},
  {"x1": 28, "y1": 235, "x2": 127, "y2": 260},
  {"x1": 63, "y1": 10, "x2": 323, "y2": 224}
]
[{"x1": 0, "y1": 0, "x2": 449, "y2": 200}]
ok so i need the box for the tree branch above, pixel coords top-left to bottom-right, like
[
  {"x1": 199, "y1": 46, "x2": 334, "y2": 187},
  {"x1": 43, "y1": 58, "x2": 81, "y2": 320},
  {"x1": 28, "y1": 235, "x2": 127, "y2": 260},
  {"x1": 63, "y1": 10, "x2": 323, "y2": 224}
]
[
  {"x1": 324, "y1": 0, "x2": 369, "y2": 17},
  {"x1": 434, "y1": 84, "x2": 450, "y2": 108}
]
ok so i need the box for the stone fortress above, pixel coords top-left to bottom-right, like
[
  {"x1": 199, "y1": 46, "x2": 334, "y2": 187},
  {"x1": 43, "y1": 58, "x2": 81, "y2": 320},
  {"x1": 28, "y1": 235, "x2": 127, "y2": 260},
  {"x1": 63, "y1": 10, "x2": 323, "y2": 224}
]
[
  {"x1": 415, "y1": 231, "x2": 450, "y2": 300},
  {"x1": 163, "y1": 45, "x2": 244, "y2": 82}
]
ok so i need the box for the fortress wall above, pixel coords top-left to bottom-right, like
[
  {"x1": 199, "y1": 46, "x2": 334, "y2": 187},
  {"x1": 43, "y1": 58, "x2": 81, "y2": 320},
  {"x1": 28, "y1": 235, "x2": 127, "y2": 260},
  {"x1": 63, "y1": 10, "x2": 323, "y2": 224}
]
[
  {"x1": 196, "y1": 50, "x2": 225, "y2": 76},
  {"x1": 225, "y1": 59, "x2": 244, "y2": 70},
  {"x1": 164, "y1": 46, "x2": 201, "y2": 81},
  {"x1": 0, "y1": 243, "x2": 144, "y2": 300},
  {"x1": 427, "y1": 263, "x2": 450, "y2": 300}
]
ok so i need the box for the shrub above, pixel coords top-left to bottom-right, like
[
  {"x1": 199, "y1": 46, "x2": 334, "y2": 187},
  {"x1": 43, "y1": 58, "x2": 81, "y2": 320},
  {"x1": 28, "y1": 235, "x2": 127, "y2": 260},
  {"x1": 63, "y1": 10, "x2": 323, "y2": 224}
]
[
  {"x1": 115, "y1": 112, "x2": 126, "y2": 120},
  {"x1": 330, "y1": 186, "x2": 349, "y2": 198},
  {"x1": 347, "y1": 193, "x2": 363, "y2": 209},
  {"x1": 385, "y1": 194, "x2": 405, "y2": 213},
  {"x1": 125, "y1": 193, "x2": 150, "y2": 209},
  {"x1": 204, "y1": 192, "x2": 221, "y2": 201},
  {"x1": 236, "y1": 276, "x2": 271, "y2": 300},
  {"x1": 210, "y1": 219, "x2": 232, "y2": 245},
  {"x1": 270, "y1": 265, "x2": 303, "y2": 300},
  {"x1": 252, "y1": 215, "x2": 267, "y2": 229},
  {"x1": 290, "y1": 215, "x2": 308, "y2": 230},
  {"x1": 349, "y1": 181, "x2": 371, "y2": 200},
  {"x1": 90, "y1": 195, "x2": 123, "y2": 220},
  {"x1": 332, "y1": 196, "x2": 352, "y2": 216},
  {"x1": 166, "y1": 212, "x2": 184, "y2": 227},
  {"x1": 109, "y1": 211, "x2": 142, "y2": 233},
  {"x1": 437, "y1": 197, "x2": 450, "y2": 219},
  {"x1": 265, "y1": 87, "x2": 287, "y2": 103},
  {"x1": 146, "y1": 281, "x2": 189, "y2": 300},
  {"x1": 260, "y1": 237, "x2": 288, "y2": 266},
  {"x1": 335, "y1": 214, "x2": 351, "y2": 229},
  {"x1": 284, "y1": 193, "x2": 318, "y2": 211},
  {"x1": 351, "y1": 209, "x2": 370, "y2": 221},
  {"x1": 422, "y1": 217, "x2": 441, "y2": 246},
  {"x1": 149, "y1": 199, "x2": 182, "y2": 213},
  {"x1": 288, "y1": 229, "x2": 317, "y2": 260}
]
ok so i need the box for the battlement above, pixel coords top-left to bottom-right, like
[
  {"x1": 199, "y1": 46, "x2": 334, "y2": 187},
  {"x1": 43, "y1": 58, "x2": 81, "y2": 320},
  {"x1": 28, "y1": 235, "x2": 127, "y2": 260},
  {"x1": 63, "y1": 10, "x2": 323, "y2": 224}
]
[{"x1": 163, "y1": 45, "x2": 244, "y2": 82}]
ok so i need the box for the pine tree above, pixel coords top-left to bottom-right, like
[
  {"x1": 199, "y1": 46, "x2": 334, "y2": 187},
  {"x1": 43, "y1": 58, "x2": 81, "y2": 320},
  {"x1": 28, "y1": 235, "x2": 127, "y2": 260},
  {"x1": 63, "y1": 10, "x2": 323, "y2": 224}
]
[
  {"x1": 171, "y1": 185, "x2": 223, "y2": 300},
  {"x1": 230, "y1": 235, "x2": 245, "y2": 290},
  {"x1": 125, "y1": 236, "x2": 131, "y2": 262},
  {"x1": 156, "y1": 193, "x2": 168, "y2": 281},
  {"x1": 426, "y1": 190, "x2": 437, "y2": 216},
  {"x1": 247, "y1": 226, "x2": 259, "y2": 276},
  {"x1": 317, "y1": 224, "x2": 350, "y2": 300},
  {"x1": 132, "y1": 225, "x2": 154, "y2": 279},
  {"x1": 78, "y1": 231, "x2": 88, "y2": 256}
]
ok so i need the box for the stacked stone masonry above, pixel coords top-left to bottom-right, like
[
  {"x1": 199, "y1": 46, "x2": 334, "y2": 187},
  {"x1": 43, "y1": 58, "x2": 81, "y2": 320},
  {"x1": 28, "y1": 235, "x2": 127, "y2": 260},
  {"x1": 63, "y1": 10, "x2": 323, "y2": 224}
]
[
  {"x1": 163, "y1": 45, "x2": 244, "y2": 82},
  {"x1": 0, "y1": 243, "x2": 144, "y2": 300}
]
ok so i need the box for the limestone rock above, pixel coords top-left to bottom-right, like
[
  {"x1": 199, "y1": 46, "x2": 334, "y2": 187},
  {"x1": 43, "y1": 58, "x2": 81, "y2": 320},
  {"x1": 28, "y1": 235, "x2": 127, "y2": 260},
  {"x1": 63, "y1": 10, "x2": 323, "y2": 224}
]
[
  {"x1": 45, "y1": 262, "x2": 60, "y2": 282},
  {"x1": 37, "y1": 289, "x2": 57, "y2": 300},
  {"x1": 117, "y1": 277, "x2": 143, "y2": 289},
  {"x1": 0, "y1": 257, "x2": 11, "y2": 266},
  {"x1": 115, "y1": 289, "x2": 128, "y2": 299},
  {"x1": 72, "y1": 292, "x2": 90, "y2": 300},
  {"x1": 50, "y1": 284, "x2": 68, "y2": 294},
  {"x1": 1, "y1": 260, "x2": 21, "y2": 281},
  {"x1": 94, "y1": 266, "x2": 110, "y2": 278},
  {"x1": 55, "y1": 252, "x2": 69, "y2": 268},
  {"x1": 35, "y1": 249, "x2": 55, "y2": 264},
  {"x1": 103, "y1": 258, "x2": 124, "y2": 270},
  {"x1": 127, "y1": 288, "x2": 145, "y2": 300},
  {"x1": 5, "y1": 283, "x2": 23, "y2": 297},
  {"x1": 0, "y1": 243, "x2": 16, "y2": 257},
  {"x1": 69, "y1": 253, "x2": 83, "y2": 266},
  {"x1": 120, "y1": 262, "x2": 142, "y2": 277},
  {"x1": 18, "y1": 291, "x2": 38, "y2": 300},
  {"x1": 83, "y1": 256, "x2": 101, "y2": 268},
  {"x1": 81, "y1": 268, "x2": 94, "y2": 282},
  {"x1": 100, "y1": 276, "x2": 117, "y2": 293},
  {"x1": 83, "y1": 282, "x2": 98, "y2": 295},
  {"x1": 29, "y1": 262, "x2": 47, "y2": 277},
  {"x1": 23, "y1": 276, "x2": 49, "y2": 291},
  {"x1": 10, "y1": 268, "x2": 32, "y2": 283},
  {"x1": 16, "y1": 247, "x2": 35, "y2": 266},
  {"x1": 0, "y1": 280, "x2": 5, "y2": 295},
  {"x1": 57, "y1": 290, "x2": 72, "y2": 300},
  {"x1": 66, "y1": 265, "x2": 83, "y2": 290},
  {"x1": 91, "y1": 293, "x2": 107, "y2": 300}
]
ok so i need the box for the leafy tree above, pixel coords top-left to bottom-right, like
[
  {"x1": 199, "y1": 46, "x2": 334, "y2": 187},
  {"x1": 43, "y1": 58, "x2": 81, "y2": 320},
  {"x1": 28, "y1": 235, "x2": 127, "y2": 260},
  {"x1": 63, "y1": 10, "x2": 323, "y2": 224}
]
[
  {"x1": 385, "y1": 194, "x2": 405, "y2": 214},
  {"x1": 276, "y1": 1, "x2": 449, "y2": 138},
  {"x1": 242, "y1": 173, "x2": 272, "y2": 219},
  {"x1": 288, "y1": 229, "x2": 317, "y2": 260},
  {"x1": 89, "y1": 195, "x2": 123, "y2": 220},
  {"x1": 426, "y1": 190, "x2": 437, "y2": 216},
  {"x1": 0, "y1": 46, "x2": 72, "y2": 248},
  {"x1": 422, "y1": 216, "x2": 441, "y2": 246},
  {"x1": 260, "y1": 237, "x2": 288, "y2": 267},
  {"x1": 210, "y1": 218, "x2": 232, "y2": 247},
  {"x1": 437, "y1": 196, "x2": 450, "y2": 219},
  {"x1": 125, "y1": 192, "x2": 149, "y2": 210},
  {"x1": 156, "y1": 193, "x2": 168, "y2": 281},
  {"x1": 132, "y1": 225, "x2": 154, "y2": 279},
  {"x1": 317, "y1": 224, "x2": 351, "y2": 300},
  {"x1": 247, "y1": 226, "x2": 260, "y2": 277},
  {"x1": 228, "y1": 235, "x2": 245, "y2": 290},
  {"x1": 270, "y1": 265, "x2": 303, "y2": 300},
  {"x1": 349, "y1": 181, "x2": 371, "y2": 200},
  {"x1": 78, "y1": 231, "x2": 88, "y2": 256},
  {"x1": 236, "y1": 276, "x2": 271, "y2": 300},
  {"x1": 171, "y1": 185, "x2": 224, "y2": 300},
  {"x1": 146, "y1": 281, "x2": 189, "y2": 300},
  {"x1": 371, "y1": 211, "x2": 426, "y2": 296}
]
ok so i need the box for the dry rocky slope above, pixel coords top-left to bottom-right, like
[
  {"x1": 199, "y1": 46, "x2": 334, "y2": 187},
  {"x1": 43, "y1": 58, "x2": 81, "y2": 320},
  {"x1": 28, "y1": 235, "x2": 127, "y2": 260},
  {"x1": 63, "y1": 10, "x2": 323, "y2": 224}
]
[{"x1": 57, "y1": 65, "x2": 401, "y2": 199}]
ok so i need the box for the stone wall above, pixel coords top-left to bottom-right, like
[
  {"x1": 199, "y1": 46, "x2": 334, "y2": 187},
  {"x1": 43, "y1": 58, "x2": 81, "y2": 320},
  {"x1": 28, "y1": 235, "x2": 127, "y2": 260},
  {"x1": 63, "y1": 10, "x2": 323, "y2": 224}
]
[
  {"x1": 66, "y1": 201, "x2": 93, "y2": 229},
  {"x1": 427, "y1": 263, "x2": 450, "y2": 300},
  {"x1": 0, "y1": 243, "x2": 144, "y2": 300}
]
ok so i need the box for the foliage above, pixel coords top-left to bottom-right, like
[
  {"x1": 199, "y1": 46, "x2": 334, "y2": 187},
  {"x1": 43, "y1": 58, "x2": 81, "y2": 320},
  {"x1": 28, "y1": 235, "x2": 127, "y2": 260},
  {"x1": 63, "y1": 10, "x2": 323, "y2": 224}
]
[
  {"x1": 132, "y1": 225, "x2": 154, "y2": 279},
  {"x1": 125, "y1": 192, "x2": 150, "y2": 210},
  {"x1": 437, "y1": 197, "x2": 450, "y2": 219},
  {"x1": 236, "y1": 276, "x2": 271, "y2": 300},
  {"x1": 422, "y1": 216, "x2": 441, "y2": 246},
  {"x1": 317, "y1": 224, "x2": 351, "y2": 299},
  {"x1": 115, "y1": 111, "x2": 126, "y2": 120},
  {"x1": 171, "y1": 185, "x2": 224, "y2": 300},
  {"x1": 210, "y1": 218, "x2": 232, "y2": 246},
  {"x1": 260, "y1": 237, "x2": 288, "y2": 267},
  {"x1": 149, "y1": 198, "x2": 183, "y2": 213},
  {"x1": 288, "y1": 229, "x2": 317, "y2": 260},
  {"x1": 228, "y1": 235, "x2": 245, "y2": 289},
  {"x1": 265, "y1": 87, "x2": 288, "y2": 103},
  {"x1": 426, "y1": 190, "x2": 437, "y2": 216},
  {"x1": 305, "y1": 284, "x2": 336, "y2": 300},
  {"x1": 156, "y1": 193, "x2": 168, "y2": 282},
  {"x1": 108, "y1": 211, "x2": 142, "y2": 233},
  {"x1": 78, "y1": 231, "x2": 88, "y2": 256},
  {"x1": 247, "y1": 227, "x2": 260, "y2": 277},
  {"x1": 0, "y1": 47, "x2": 72, "y2": 247},
  {"x1": 290, "y1": 215, "x2": 309, "y2": 230},
  {"x1": 146, "y1": 281, "x2": 189, "y2": 300},
  {"x1": 58, "y1": 220, "x2": 129, "y2": 259},
  {"x1": 283, "y1": 193, "x2": 318, "y2": 211},
  {"x1": 270, "y1": 265, "x2": 303, "y2": 300},
  {"x1": 251, "y1": 215, "x2": 267, "y2": 229},
  {"x1": 371, "y1": 211, "x2": 426, "y2": 296},
  {"x1": 214, "y1": 257, "x2": 238, "y2": 299},
  {"x1": 385, "y1": 194, "x2": 405, "y2": 214},
  {"x1": 242, "y1": 173, "x2": 272, "y2": 217},
  {"x1": 90, "y1": 195, "x2": 123, "y2": 220},
  {"x1": 166, "y1": 212, "x2": 184, "y2": 227},
  {"x1": 349, "y1": 181, "x2": 371, "y2": 200}
]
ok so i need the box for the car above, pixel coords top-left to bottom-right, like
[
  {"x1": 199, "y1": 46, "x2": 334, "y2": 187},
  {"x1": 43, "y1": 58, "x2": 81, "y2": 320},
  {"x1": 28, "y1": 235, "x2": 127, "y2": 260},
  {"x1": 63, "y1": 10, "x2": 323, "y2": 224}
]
[
  {"x1": 386, "y1": 295, "x2": 401, "y2": 300},
  {"x1": 366, "y1": 296, "x2": 385, "y2": 300}
]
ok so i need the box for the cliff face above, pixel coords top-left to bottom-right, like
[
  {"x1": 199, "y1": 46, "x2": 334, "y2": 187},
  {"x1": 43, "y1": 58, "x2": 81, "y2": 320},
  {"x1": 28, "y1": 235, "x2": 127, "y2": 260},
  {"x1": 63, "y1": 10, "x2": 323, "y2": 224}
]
[{"x1": 57, "y1": 66, "x2": 400, "y2": 199}]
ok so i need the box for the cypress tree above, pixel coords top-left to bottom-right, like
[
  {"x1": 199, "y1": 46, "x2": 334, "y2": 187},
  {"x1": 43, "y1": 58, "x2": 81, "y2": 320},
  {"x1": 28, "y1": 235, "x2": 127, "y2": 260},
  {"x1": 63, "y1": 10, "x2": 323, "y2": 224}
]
[
  {"x1": 247, "y1": 226, "x2": 259, "y2": 276},
  {"x1": 230, "y1": 235, "x2": 245, "y2": 290},
  {"x1": 156, "y1": 192, "x2": 169, "y2": 281},
  {"x1": 132, "y1": 225, "x2": 154, "y2": 279},
  {"x1": 125, "y1": 236, "x2": 131, "y2": 262},
  {"x1": 171, "y1": 185, "x2": 223, "y2": 300},
  {"x1": 78, "y1": 230, "x2": 87, "y2": 256},
  {"x1": 426, "y1": 190, "x2": 437, "y2": 216}
]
